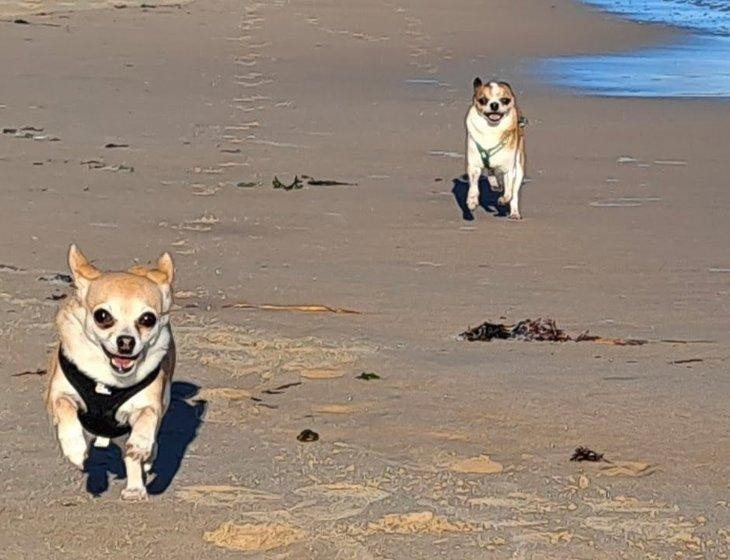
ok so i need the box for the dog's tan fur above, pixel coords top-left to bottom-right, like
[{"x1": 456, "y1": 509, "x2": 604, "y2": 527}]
[
  {"x1": 465, "y1": 79, "x2": 527, "y2": 219},
  {"x1": 45, "y1": 245, "x2": 175, "y2": 501}
]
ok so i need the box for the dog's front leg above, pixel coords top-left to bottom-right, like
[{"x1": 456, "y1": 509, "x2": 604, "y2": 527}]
[
  {"x1": 466, "y1": 165, "x2": 482, "y2": 211},
  {"x1": 122, "y1": 406, "x2": 159, "y2": 501},
  {"x1": 52, "y1": 396, "x2": 88, "y2": 469}
]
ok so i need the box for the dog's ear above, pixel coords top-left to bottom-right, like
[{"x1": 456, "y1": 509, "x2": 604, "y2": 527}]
[
  {"x1": 473, "y1": 77, "x2": 483, "y2": 92},
  {"x1": 154, "y1": 253, "x2": 174, "y2": 312},
  {"x1": 129, "y1": 253, "x2": 174, "y2": 286},
  {"x1": 129, "y1": 252, "x2": 174, "y2": 311},
  {"x1": 499, "y1": 81, "x2": 516, "y2": 96},
  {"x1": 155, "y1": 252, "x2": 174, "y2": 286},
  {"x1": 68, "y1": 244, "x2": 100, "y2": 298}
]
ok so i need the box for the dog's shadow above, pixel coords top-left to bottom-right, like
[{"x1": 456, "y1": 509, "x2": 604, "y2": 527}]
[
  {"x1": 85, "y1": 381, "x2": 206, "y2": 497},
  {"x1": 451, "y1": 175, "x2": 508, "y2": 220}
]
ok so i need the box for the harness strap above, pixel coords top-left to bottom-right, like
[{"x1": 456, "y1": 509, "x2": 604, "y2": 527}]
[
  {"x1": 58, "y1": 348, "x2": 162, "y2": 438},
  {"x1": 474, "y1": 114, "x2": 528, "y2": 168},
  {"x1": 474, "y1": 138, "x2": 507, "y2": 168}
]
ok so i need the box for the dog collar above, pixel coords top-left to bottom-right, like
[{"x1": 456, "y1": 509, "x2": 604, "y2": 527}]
[{"x1": 58, "y1": 348, "x2": 162, "y2": 438}]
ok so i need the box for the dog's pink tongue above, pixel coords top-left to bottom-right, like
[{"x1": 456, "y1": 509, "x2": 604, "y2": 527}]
[{"x1": 112, "y1": 356, "x2": 134, "y2": 369}]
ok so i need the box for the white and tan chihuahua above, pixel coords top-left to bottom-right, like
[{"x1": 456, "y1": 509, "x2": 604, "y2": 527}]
[
  {"x1": 465, "y1": 78, "x2": 526, "y2": 220},
  {"x1": 45, "y1": 245, "x2": 175, "y2": 501}
]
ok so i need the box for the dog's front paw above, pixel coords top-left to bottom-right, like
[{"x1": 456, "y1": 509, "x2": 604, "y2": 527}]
[
  {"x1": 508, "y1": 212, "x2": 522, "y2": 221},
  {"x1": 121, "y1": 486, "x2": 149, "y2": 502},
  {"x1": 125, "y1": 434, "x2": 154, "y2": 462},
  {"x1": 60, "y1": 435, "x2": 88, "y2": 469}
]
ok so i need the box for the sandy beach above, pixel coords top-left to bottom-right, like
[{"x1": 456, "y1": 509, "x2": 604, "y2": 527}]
[{"x1": 1, "y1": 0, "x2": 728, "y2": 558}]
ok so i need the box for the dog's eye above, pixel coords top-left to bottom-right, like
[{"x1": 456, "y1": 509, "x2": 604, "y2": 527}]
[
  {"x1": 93, "y1": 308, "x2": 115, "y2": 329},
  {"x1": 500, "y1": 97, "x2": 511, "y2": 105},
  {"x1": 137, "y1": 312, "x2": 157, "y2": 329},
  {"x1": 476, "y1": 97, "x2": 488, "y2": 106}
]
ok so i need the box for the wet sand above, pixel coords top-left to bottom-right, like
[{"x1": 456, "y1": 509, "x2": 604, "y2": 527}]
[{"x1": 0, "y1": 0, "x2": 728, "y2": 558}]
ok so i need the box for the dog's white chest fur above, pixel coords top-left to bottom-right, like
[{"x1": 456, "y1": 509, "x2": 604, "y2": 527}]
[{"x1": 466, "y1": 106, "x2": 512, "y2": 171}]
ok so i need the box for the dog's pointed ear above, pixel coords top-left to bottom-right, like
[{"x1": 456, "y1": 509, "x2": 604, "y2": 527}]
[
  {"x1": 155, "y1": 252, "x2": 174, "y2": 286},
  {"x1": 68, "y1": 244, "x2": 100, "y2": 297},
  {"x1": 499, "y1": 81, "x2": 515, "y2": 95},
  {"x1": 129, "y1": 252, "x2": 174, "y2": 311},
  {"x1": 129, "y1": 253, "x2": 174, "y2": 286},
  {"x1": 154, "y1": 252, "x2": 174, "y2": 312},
  {"x1": 473, "y1": 77, "x2": 483, "y2": 92}
]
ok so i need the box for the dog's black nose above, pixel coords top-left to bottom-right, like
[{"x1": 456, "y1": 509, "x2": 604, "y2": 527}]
[
  {"x1": 116, "y1": 335, "x2": 136, "y2": 355},
  {"x1": 490, "y1": 101, "x2": 500, "y2": 111}
]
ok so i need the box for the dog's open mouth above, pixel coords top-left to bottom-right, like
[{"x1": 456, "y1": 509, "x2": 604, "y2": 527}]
[
  {"x1": 102, "y1": 347, "x2": 140, "y2": 374},
  {"x1": 485, "y1": 112, "x2": 503, "y2": 123}
]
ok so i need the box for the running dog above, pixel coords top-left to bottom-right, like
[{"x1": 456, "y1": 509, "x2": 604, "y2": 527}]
[
  {"x1": 45, "y1": 245, "x2": 175, "y2": 500},
  {"x1": 465, "y1": 78, "x2": 526, "y2": 219}
]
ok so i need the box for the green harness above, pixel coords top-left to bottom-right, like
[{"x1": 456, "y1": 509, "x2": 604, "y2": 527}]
[
  {"x1": 474, "y1": 115, "x2": 528, "y2": 168},
  {"x1": 474, "y1": 138, "x2": 507, "y2": 168}
]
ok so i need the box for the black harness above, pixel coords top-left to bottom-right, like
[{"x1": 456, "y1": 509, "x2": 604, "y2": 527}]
[{"x1": 58, "y1": 348, "x2": 162, "y2": 438}]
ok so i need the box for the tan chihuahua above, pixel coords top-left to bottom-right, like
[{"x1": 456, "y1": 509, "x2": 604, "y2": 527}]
[{"x1": 45, "y1": 245, "x2": 175, "y2": 501}]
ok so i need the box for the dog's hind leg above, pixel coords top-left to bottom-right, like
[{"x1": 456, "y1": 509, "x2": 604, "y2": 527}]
[
  {"x1": 508, "y1": 164, "x2": 525, "y2": 220},
  {"x1": 499, "y1": 165, "x2": 524, "y2": 220},
  {"x1": 466, "y1": 165, "x2": 482, "y2": 211},
  {"x1": 497, "y1": 171, "x2": 513, "y2": 207}
]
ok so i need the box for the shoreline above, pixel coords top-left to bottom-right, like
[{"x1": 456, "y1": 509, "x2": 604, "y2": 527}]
[{"x1": 541, "y1": 0, "x2": 730, "y2": 97}]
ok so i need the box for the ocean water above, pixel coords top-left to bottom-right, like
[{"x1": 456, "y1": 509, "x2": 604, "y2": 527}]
[
  {"x1": 537, "y1": 0, "x2": 730, "y2": 98},
  {"x1": 582, "y1": 0, "x2": 730, "y2": 36}
]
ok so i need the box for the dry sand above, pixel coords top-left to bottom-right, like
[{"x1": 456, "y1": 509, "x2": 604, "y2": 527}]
[{"x1": 0, "y1": 0, "x2": 728, "y2": 558}]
